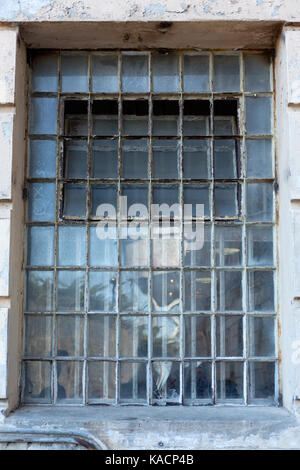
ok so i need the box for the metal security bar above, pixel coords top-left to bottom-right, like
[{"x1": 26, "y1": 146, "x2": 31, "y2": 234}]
[{"x1": 23, "y1": 50, "x2": 277, "y2": 406}]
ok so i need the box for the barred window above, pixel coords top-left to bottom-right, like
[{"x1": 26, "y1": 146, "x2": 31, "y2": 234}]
[{"x1": 23, "y1": 50, "x2": 277, "y2": 405}]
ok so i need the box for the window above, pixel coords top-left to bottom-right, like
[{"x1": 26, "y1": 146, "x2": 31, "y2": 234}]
[{"x1": 23, "y1": 50, "x2": 277, "y2": 406}]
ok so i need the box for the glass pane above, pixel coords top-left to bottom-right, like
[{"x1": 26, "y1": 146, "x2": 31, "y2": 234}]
[
  {"x1": 64, "y1": 100, "x2": 88, "y2": 136},
  {"x1": 184, "y1": 361, "x2": 212, "y2": 402},
  {"x1": 153, "y1": 54, "x2": 179, "y2": 92},
  {"x1": 214, "y1": 184, "x2": 238, "y2": 218},
  {"x1": 88, "y1": 361, "x2": 116, "y2": 402},
  {"x1": 29, "y1": 97, "x2": 57, "y2": 134},
  {"x1": 152, "y1": 235, "x2": 180, "y2": 267},
  {"x1": 216, "y1": 315, "x2": 243, "y2": 357},
  {"x1": 244, "y1": 54, "x2": 271, "y2": 92},
  {"x1": 247, "y1": 270, "x2": 274, "y2": 312},
  {"x1": 183, "y1": 100, "x2": 210, "y2": 136},
  {"x1": 28, "y1": 183, "x2": 56, "y2": 222},
  {"x1": 247, "y1": 226, "x2": 273, "y2": 266},
  {"x1": 23, "y1": 361, "x2": 51, "y2": 403},
  {"x1": 63, "y1": 183, "x2": 86, "y2": 217},
  {"x1": 57, "y1": 361, "x2": 83, "y2": 403},
  {"x1": 61, "y1": 53, "x2": 88, "y2": 92},
  {"x1": 216, "y1": 362, "x2": 243, "y2": 402},
  {"x1": 92, "y1": 100, "x2": 118, "y2": 136},
  {"x1": 92, "y1": 54, "x2": 118, "y2": 92},
  {"x1": 89, "y1": 271, "x2": 117, "y2": 312},
  {"x1": 88, "y1": 315, "x2": 116, "y2": 357},
  {"x1": 89, "y1": 225, "x2": 117, "y2": 267},
  {"x1": 28, "y1": 139, "x2": 56, "y2": 178},
  {"x1": 216, "y1": 270, "x2": 242, "y2": 311},
  {"x1": 122, "y1": 100, "x2": 148, "y2": 136},
  {"x1": 183, "y1": 140, "x2": 210, "y2": 179},
  {"x1": 249, "y1": 316, "x2": 275, "y2": 357},
  {"x1": 26, "y1": 271, "x2": 54, "y2": 312},
  {"x1": 214, "y1": 100, "x2": 238, "y2": 136},
  {"x1": 153, "y1": 140, "x2": 178, "y2": 179},
  {"x1": 152, "y1": 271, "x2": 180, "y2": 313},
  {"x1": 153, "y1": 316, "x2": 180, "y2": 358},
  {"x1": 246, "y1": 139, "x2": 273, "y2": 178},
  {"x1": 122, "y1": 184, "x2": 148, "y2": 210},
  {"x1": 57, "y1": 315, "x2": 84, "y2": 357},
  {"x1": 184, "y1": 184, "x2": 210, "y2": 217},
  {"x1": 246, "y1": 97, "x2": 272, "y2": 135},
  {"x1": 153, "y1": 184, "x2": 179, "y2": 208},
  {"x1": 120, "y1": 271, "x2": 149, "y2": 313},
  {"x1": 183, "y1": 54, "x2": 210, "y2": 92},
  {"x1": 215, "y1": 225, "x2": 242, "y2": 266},
  {"x1": 92, "y1": 140, "x2": 118, "y2": 178},
  {"x1": 57, "y1": 270, "x2": 85, "y2": 312},
  {"x1": 152, "y1": 361, "x2": 180, "y2": 403},
  {"x1": 27, "y1": 226, "x2": 55, "y2": 266},
  {"x1": 248, "y1": 361, "x2": 275, "y2": 403},
  {"x1": 120, "y1": 316, "x2": 148, "y2": 357},
  {"x1": 214, "y1": 140, "x2": 237, "y2": 179},
  {"x1": 153, "y1": 100, "x2": 179, "y2": 136},
  {"x1": 91, "y1": 184, "x2": 117, "y2": 216},
  {"x1": 246, "y1": 182, "x2": 273, "y2": 222},
  {"x1": 184, "y1": 223, "x2": 211, "y2": 267},
  {"x1": 214, "y1": 55, "x2": 240, "y2": 92},
  {"x1": 122, "y1": 139, "x2": 148, "y2": 179},
  {"x1": 31, "y1": 53, "x2": 58, "y2": 92},
  {"x1": 120, "y1": 362, "x2": 147, "y2": 402},
  {"x1": 24, "y1": 315, "x2": 52, "y2": 357},
  {"x1": 184, "y1": 316, "x2": 211, "y2": 357},
  {"x1": 121, "y1": 225, "x2": 149, "y2": 267},
  {"x1": 184, "y1": 271, "x2": 211, "y2": 311},
  {"x1": 64, "y1": 141, "x2": 88, "y2": 178},
  {"x1": 122, "y1": 54, "x2": 149, "y2": 92},
  {"x1": 58, "y1": 226, "x2": 86, "y2": 266}
]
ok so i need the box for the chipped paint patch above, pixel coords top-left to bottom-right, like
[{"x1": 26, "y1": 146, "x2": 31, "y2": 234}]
[{"x1": 143, "y1": 3, "x2": 166, "y2": 16}]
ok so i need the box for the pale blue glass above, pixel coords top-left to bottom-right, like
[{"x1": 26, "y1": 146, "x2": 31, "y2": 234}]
[
  {"x1": 28, "y1": 139, "x2": 56, "y2": 178},
  {"x1": 27, "y1": 183, "x2": 56, "y2": 222},
  {"x1": 61, "y1": 53, "x2": 88, "y2": 92},
  {"x1": 27, "y1": 226, "x2": 55, "y2": 266},
  {"x1": 31, "y1": 53, "x2": 58, "y2": 92},
  {"x1": 92, "y1": 54, "x2": 118, "y2": 92},
  {"x1": 58, "y1": 226, "x2": 86, "y2": 266},
  {"x1": 122, "y1": 54, "x2": 149, "y2": 92},
  {"x1": 29, "y1": 97, "x2": 57, "y2": 134}
]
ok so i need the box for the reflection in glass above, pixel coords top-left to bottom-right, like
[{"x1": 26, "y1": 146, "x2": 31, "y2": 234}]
[
  {"x1": 92, "y1": 54, "x2": 118, "y2": 92},
  {"x1": 88, "y1": 361, "x2": 116, "y2": 402},
  {"x1": 122, "y1": 54, "x2": 149, "y2": 92},
  {"x1": 152, "y1": 271, "x2": 180, "y2": 313},
  {"x1": 89, "y1": 271, "x2": 117, "y2": 312},
  {"x1": 28, "y1": 139, "x2": 56, "y2": 178},
  {"x1": 88, "y1": 315, "x2": 116, "y2": 357},
  {"x1": 216, "y1": 361, "x2": 244, "y2": 402},
  {"x1": 247, "y1": 226, "x2": 273, "y2": 266},
  {"x1": 24, "y1": 315, "x2": 52, "y2": 357},
  {"x1": 23, "y1": 361, "x2": 51, "y2": 403},
  {"x1": 246, "y1": 183, "x2": 273, "y2": 222},
  {"x1": 214, "y1": 184, "x2": 238, "y2": 218},
  {"x1": 120, "y1": 271, "x2": 149, "y2": 313},
  {"x1": 184, "y1": 223, "x2": 211, "y2": 267},
  {"x1": 120, "y1": 362, "x2": 147, "y2": 402},
  {"x1": 57, "y1": 270, "x2": 85, "y2": 312},
  {"x1": 89, "y1": 225, "x2": 117, "y2": 267},
  {"x1": 27, "y1": 226, "x2": 55, "y2": 266},
  {"x1": 216, "y1": 270, "x2": 242, "y2": 311},
  {"x1": 248, "y1": 362, "x2": 275, "y2": 403},
  {"x1": 57, "y1": 361, "x2": 83, "y2": 403},
  {"x1": 152, "y1": 54, "x2": 179, "y2": 92},
  {"x1": 61, "y1": 53, "x2": 88, "y2": 92},
  {"x1": 184, "y1": 361, "x2": 212, "y2": 402},
  {"x1": 249, "y1": 316, "x2": 275, "y2": 357},
  {"x1": 152, "y1": 316, "x2": 180, "y2": 357},
  {"x1": 216, "y1": 316, "x2": 243, "y2": 357},
  {"x1": 28, "y1": 183, "x2": 56, "y2": 222},
  {"x1": 184, "y1": 271, "x2": 211, "y2": 311},
  {"x1": 120, "y1": 316, "x2": 148, "y2": 357},
  {"x1": 26, "y1": 270, "x2": 54, "y2": 312},
  {"x1": 58, "y1": 226, "x2": 86, "y2": 266},
  {"x1": 184, "y1": 316, "x2": 211, "y2": 357},
  {"x1": 121, "y1": 225, "x2": 148, "y2": 267},
  {"x1": 215, "y1": 225, "x2": 242, "y2": 266},
  {"x1": 152, "y1": 361, "x2": 180, "y2": 403},
  {"x1": 57, "y1": 315, "x2": 84, "y2": 357},
  {"x1": 247, "y1": 270, "x2": 274, "y2": 312}
]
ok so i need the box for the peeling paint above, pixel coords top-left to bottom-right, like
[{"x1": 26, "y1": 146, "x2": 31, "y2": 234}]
[
  {"x1": 0, "y1": 121, "x2": 13, "y2": 140},
  {"x1": 143, "y1": 3, "x2": 166, "y2": 16}
]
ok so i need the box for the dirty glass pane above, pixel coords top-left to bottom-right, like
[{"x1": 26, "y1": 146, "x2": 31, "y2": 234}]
[
  {"x1": 122, "y1": 184, "x2": 148, "y2": 210},
  {"x1": 183, "y1": 140, "x2": 210, "y2": 179},
  {"x1": 246, "y1": 97, "x2": 272, "y2": 135},
  {"x1": 246, "y1": 182, "x2": 273, "y2": 222},
  {"x1": 26, "y1": 270, "x2": 54, "y2": 312},
  {"x1": 29, "y1": 97, "x2": 57, "y2": 135},
  {"x1": 57, "y1": 361, "x2": 83, "y2": 403},
  {"x1": 184, "y1": 316, "x2": 211, "y2": 357},
  {"x1": 216, "y1": 361, "x2": 243, "y2": 402},
  {"x1": 247, "y1": 270, "x2": 274, "y2": 312},
  {"x1": 92, "y1": 100, "x2": 118, "y2": 136},
  {"x1": 89, "y1": 271, "x2": 117, "y2": 312},
  {"x1": 64, "y1": 100, "x2": 88, "y2": 136},
  {"x1": 56, "y1": 270, "x2": 85, "y2": 312},
  {"x1": 248, "y1": 362, "x2": 275, "y2": 403},
  {"x1": 23, "y1": 361, "x2": 51, "y2": 403},
  {"x1": 120, "y1": 271, "x2": 149, "y2": 313},
  {"x1": 152, "y1": 271, "x2": 180, "y2": 313},
  {"x1": 152, "y1": 54, "x2": 179, "y2": 92},
  {"x1": 152, "y1": 235, "x2": 180, "y2": 268},
  {"x1": 215, "y1": 225, "x2": 242, "y2": 266},
  {"x1": 184, "y1": 271, "x2": 211, "y2": 311},
  {"x1": 122, "y1": 54, "x2": 149, "y2": 92},
  {"x1": 27, "y1": 226, "x2": 55, "y2": 266},
  {"x1": 58, "y1": 226, "x2": 86, "y2": 266},
  {"x1": 120, "y1": 316, "x2": 148, "y2": 357},
  {"x1": 244, "y1": 54, "x2": 271, "y2": 92},
  {"x1": 153, "y1": 184, "x2": 179, "y2": 208},
  {"x1": 152, "y1": 315, "x2": 180, "y2": 358},
  {"x1": 120, "y1": 362, "x2": 147, "y2": 402},
  {"x1": 152, "y1": 361, "x2": 180, "y2": 403},
  {"x1": 214, "y1": 184, "x2": 238, "y2": 218},
  {"x1": 183, "y1": 54, "x2": 210, "y2": 92},
  {"x1": 89, "y1": 225, "x2": 118, "y2": 267},
  {"x1": 121, "y1": 226, "x2": 149, "y2": 267},
  {"x1": 184, "y1": 184, "x2": 210, "y2": 217},
  {"x1": 91, "y1": 184, "x2": 117, "y2": 216},
  {"x1": 122, "y1": 139, "x2": 148, "y2": 179},
  {"x1": 249, "y1": 316, "x2": 275, "y2": 357},
  {"x1": 214, "y1": 140, "x2": 237, "y2": 179},
  {"x1": 31, "y1": 53, "x2": 58, "y2": 92},
  {"x1": 88, "y1": 361, "x2": 116, "y2": 402},
  {"x1": 63, "y1": 183, "x2": 87, "y2": 217},
  {"x1": 88, "y1": 315, "x2": 116, "y2": 357},
  {"x1": 57, "y1": 315, "x2": 84, "y2": 357},
  {"x1": 246, "y1": 139, "x2": 273, "y2": 178},
  {"x1": 92, "y1": 54, "x2": 118, "y2": 92},
  {"x1": 184, "y1": 361, "x2": 212, "y2": 401},
  {"x1": 28, "y1": 183, "x2": 56, "y2": 222},
  {"x1": 92, "y1": 140, "x2": 118, "y2": 178},
  {"x1": 153, "y1": 140, "x2": 178, "y2": 179},
  {"x1": 28, "y1": 139, "x2": 56, "y2": 178},
  {"x1": 247, "y1": 225, "x2": 273, "y2": 266},
  {"x1": 216, "y1": 270, "x2": 242, "y2": 311},
  {"x1": 64, "y1": 141, "x2": 88, "y2": 178},
  {"x1": 184, "y1": 223, "x2": 211, "y2": 267},
  {"x1": 61, "y1": 53, "x2": 88, "y2": 92},
  {"x1": 214, "y1": 55, "x2": 240, "y2": 92},
  {"x1": 24, "y1": 315, "x2": 52, "y2": 357},
  {"x1": 216, "y1": 315, "x2": 243, "y2": 357}
]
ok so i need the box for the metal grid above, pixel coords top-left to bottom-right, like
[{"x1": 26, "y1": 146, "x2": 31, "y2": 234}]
[{"x1": 23, "y1": 50, "x2": 278, "y2": 406}]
